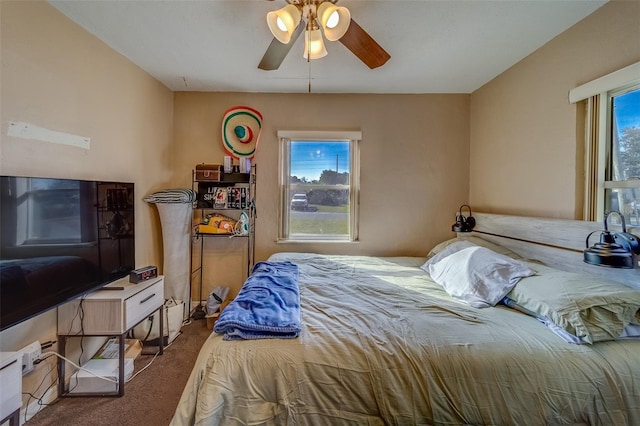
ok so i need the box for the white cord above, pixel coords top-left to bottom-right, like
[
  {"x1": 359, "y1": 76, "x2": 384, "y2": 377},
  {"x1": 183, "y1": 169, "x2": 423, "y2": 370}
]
[
  {"x1": 39, "y1": 351, "x2": 117, "y2": 383},
  {"x1": 127, "y1": 336, "x2": 178, "y2": 382},
  {"x1": 125, "y1": 352, "x2": 157, "y2": 382}
]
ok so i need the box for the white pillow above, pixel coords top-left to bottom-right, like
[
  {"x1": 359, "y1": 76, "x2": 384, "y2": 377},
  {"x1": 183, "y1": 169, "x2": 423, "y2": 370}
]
[
  {"x1": 428, "y1": 246, "x2": 536, "y2": 308},
  {"x1": 426, "y1": 237, "x2": 525, "y2": 260},
  {"x1": 420, "y1": 240, "x2": 477, "y2": 274}
]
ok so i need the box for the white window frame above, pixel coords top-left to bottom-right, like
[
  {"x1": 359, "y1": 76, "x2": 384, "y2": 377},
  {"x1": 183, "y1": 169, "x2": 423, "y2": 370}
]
[
  {"x1": 603, "y1": 84, "x2": 640, "y2": 217},
  {"x1": 277, "y1": 130, "x2": 361, "y2": 243},
  {"x1": 570, "y1": 62, "x2": 640, "y2": 222},
  {"x1": 17, "y1": 178, "x2": 83, "y2": 245}
]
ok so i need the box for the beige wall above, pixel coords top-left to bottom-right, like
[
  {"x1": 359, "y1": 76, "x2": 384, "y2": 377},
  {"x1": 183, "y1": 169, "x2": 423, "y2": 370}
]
[
  {"x1": 174, "y1": 92, "x2": 470, "y2": 298},
  {"x1": 7, "y1": 0, "x2": 633, "y2": 417},
  {"x1": 1, "y1": 2, "x2": 470, "y2": 413},
  {"x1": 0, "y1": 1, "x2": 173, "y2": 413},
  {"x1": 469, "y1": 1, "x2": 640, "y2": 219}
]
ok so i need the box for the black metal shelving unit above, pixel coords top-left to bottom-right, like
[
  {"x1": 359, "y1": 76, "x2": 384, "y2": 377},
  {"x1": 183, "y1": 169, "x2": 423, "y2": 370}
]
[{"x1": 189, "y1": 165, "x2": 256, "y2": 319}]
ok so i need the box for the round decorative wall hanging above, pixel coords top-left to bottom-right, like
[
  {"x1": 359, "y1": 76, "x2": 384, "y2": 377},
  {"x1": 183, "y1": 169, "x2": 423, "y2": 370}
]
[{"x1": 221, "y1": 106, "x2": 263, "y2": 158}]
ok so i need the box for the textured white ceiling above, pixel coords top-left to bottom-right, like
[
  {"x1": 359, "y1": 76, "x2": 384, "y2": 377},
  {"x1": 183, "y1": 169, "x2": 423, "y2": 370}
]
[{"x1": 49, "y1": 0, "x2": 606, "y2": 94}]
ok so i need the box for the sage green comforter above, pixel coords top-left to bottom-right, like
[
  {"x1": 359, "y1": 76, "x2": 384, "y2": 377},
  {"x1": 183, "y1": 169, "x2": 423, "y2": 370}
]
[{"x1": 171, "y1": 253, "x2": 640, "y2": 425}]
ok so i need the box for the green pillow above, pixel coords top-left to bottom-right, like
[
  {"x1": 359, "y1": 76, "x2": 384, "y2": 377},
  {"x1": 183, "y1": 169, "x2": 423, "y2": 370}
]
[{"x1": 507, "y1": 264, "x2": 640, "y2": 343}]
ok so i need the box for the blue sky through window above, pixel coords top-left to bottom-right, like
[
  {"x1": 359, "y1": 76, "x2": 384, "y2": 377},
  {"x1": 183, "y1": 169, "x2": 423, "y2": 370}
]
[
  {"x1": 614, "y1": 89, "x2": 640, "y2": 135},
  {"x1": 290, "y1": 141, "x2": 350, "y2": 181}
]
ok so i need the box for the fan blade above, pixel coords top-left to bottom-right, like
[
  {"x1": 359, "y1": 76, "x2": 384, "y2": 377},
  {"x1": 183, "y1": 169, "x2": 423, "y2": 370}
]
[
  {"x1": 339, "y1": 19, "x2": 390, "y2": 69},
  {"x1": 258, "y1": 23, "x2": 304, "y2": 70}
]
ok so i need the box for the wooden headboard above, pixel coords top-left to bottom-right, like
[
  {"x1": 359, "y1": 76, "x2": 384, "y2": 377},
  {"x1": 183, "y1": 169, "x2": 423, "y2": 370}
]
[{"x1": 461, "y1": 213, "x2": 640, "y2": 289}]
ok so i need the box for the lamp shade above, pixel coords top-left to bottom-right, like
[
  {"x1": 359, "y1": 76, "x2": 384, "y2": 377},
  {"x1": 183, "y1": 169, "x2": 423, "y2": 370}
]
[
  {"x1": 267, "y1": 4, "x2": 301, "y2": 44},
  {"x1": 303, "y1": 29, "x2": 328, "y2": 60},
  {"x1": 583, "y1": 211, "x2": 640, "y2": 269},
  {"x1": 584, "y1": 231, "x2": 635, "y2": 268},
  {"x1": 317, "y1": 2, "x2": 351, "y2": 41}
]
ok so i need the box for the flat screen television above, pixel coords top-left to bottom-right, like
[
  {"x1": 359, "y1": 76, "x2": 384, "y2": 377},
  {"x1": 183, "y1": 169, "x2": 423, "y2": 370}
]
[{"x1": 0, "y1": 175, "x2": 135, "y2": 331}]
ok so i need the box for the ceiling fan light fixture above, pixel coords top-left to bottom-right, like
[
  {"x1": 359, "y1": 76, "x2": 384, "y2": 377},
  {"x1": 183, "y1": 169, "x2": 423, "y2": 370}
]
[
  {"x1": 303, "y1": 28, "x2": 328, "y2": 60},
  {"x1": 260, "y1": 0, "x2": 389, "y2": 70},
  {"x1": 267, "y1": 4, "x2": 301, "y2": 44},
  {"x1": 317, "y1": 2, "x2": 351, "y2": 41}
]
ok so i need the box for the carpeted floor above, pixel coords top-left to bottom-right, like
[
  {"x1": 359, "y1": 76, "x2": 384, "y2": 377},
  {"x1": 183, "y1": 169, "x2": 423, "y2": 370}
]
[{"x1": 27, "y1": 320, "x2": 212, "y2": 426}]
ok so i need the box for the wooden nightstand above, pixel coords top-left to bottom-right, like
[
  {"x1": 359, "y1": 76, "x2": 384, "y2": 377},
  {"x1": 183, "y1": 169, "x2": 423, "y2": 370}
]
[{"x1": 57, "y1": 276, "x2": 164, "y2": 397}]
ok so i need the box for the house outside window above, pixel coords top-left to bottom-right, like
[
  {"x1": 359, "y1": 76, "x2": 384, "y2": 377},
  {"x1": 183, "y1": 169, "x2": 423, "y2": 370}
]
[{"x1": 278, "y1": 130, "x2": 360, "y2": 242}]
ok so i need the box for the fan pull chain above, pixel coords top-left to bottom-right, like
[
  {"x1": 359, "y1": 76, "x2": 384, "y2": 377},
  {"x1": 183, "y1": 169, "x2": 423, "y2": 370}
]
[{"x1": 307, "y1": 17, "x2": 312, "y2": 93}]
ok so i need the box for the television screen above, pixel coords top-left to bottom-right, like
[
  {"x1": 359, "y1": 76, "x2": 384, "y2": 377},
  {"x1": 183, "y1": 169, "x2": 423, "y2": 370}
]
[{"x1": 0, "y1": 176, "x2": 135, "y2": 331}]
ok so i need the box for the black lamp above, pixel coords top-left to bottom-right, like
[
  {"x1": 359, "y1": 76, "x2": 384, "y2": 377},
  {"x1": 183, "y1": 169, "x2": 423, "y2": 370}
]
[
  {"x1": 451, "y1": 205, "x2": 476, "y2": 233},
  {"x1": 584, "y1": 211, "x2": 640, "y2": 269}
]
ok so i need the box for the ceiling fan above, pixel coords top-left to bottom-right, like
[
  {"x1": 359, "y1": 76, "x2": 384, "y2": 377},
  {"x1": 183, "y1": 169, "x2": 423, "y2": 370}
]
[{"x1": 259, "y1": 0, "x2": 390, "y2": 71}]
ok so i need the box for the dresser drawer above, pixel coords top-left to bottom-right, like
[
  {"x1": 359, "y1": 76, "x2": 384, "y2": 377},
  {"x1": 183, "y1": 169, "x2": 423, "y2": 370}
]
[{"x1": 125, "y1": 280, "x2": 164, "y2": 329}]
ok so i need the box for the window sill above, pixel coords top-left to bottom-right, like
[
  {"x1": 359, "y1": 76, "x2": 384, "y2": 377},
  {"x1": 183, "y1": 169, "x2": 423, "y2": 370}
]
[{"x1": 276, "y1": 239, "x2": 359, "y2": 244}]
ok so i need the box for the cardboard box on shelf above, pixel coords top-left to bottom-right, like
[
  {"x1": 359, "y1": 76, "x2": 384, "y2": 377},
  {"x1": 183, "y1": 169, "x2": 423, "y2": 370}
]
[
  {"x1": 93, "y1": 338, "x2": 142, "y2": 360},
  {"x1": 195, "y1": 164, "x2": 222, "y2": 182}
]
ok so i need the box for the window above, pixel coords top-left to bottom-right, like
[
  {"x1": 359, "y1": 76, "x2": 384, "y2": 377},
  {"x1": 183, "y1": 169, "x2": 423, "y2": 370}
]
[
  {"x1": 605, "y1": 87, "x2": 640, "y2": 225},
  {"x1": 571, "y1": 62, "x2": 640, "y2": 225},
  {"x1": 278, "y1": 131, "x2": 360, "y2": 242},
  {"x1": 21, "y1": 178, "x2": 83, "y2": 244},
  {"x1": 9, "y1": 178, "x2": 97, "y2": 246}
]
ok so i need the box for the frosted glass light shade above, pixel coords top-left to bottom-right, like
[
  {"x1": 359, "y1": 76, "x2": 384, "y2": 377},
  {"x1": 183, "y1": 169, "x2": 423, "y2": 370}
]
[
  {"x1": 317, "y1": 2, "x2": 351, "y2": 41},
  {"x1": 303, "y1": 29, "x2": 328, "y2": 59},
  {"x1": 267, "y1": 4, "x2": 301, "y2": 44}
]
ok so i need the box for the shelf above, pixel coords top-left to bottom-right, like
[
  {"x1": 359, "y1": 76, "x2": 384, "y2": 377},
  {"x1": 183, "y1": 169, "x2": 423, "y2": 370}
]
[
  {"x1": 97, "y1": 206, "x2": 133, "y2": 211},
  {"x1": 194, "y1": 232, "x2": 249, "y2": 237},
  {"x1": 190, "y1": 165, "x2": 256, "y2": 320},
  {"x1": 194, "y1": 205, "x2": 252, "y2": 212},
  {"x1": 196, "y1": 185, "x2": 252, "y2": 210}
]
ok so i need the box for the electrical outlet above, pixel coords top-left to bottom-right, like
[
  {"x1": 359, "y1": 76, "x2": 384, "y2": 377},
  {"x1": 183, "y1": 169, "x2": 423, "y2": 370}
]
[{"x1": 21, "y1": 340, "x2": 41, "y2": 375}]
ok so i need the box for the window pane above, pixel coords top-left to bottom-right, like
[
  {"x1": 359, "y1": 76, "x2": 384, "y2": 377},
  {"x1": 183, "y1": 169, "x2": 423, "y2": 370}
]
[
  {"x1": 288, "y1": 140, "x2": 351, "y2": 239},
  {"x1": 605, "y1": 188, "x2": 640, "y2": 226},
  {"x1": 27, "y1": 179, "x2": 82, "y2": 242},
  {"x1": 611, "y1": 88, "x2": 640, "y2": 181}
]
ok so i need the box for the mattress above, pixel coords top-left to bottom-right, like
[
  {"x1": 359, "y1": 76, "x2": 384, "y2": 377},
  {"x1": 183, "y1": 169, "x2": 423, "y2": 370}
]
[{"x1": 171, "y1": 253, "x2": 640, "y2": 425}]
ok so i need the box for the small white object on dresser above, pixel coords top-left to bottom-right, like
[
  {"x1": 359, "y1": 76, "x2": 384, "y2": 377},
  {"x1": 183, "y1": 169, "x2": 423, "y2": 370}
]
[
  {"x1": 0, "y1": 351, "x2": 21, "y2": 426},
  {"x1": 57, "y1": 276, "x2": 165, "y2": 397}
]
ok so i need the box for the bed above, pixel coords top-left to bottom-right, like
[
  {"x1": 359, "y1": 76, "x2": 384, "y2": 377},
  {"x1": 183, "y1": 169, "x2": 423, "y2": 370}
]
[{"x1": 171, "y1": 213, "x2": 640, "y2": 425}]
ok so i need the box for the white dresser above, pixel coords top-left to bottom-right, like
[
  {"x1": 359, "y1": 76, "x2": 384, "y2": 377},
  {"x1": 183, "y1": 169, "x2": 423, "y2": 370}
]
[
  {"x1": 0, "y1": 351, "x2": 21, "y2": 426},
  {"x1": 57, "y1": 276, "x2": 164, "y2": 397}
]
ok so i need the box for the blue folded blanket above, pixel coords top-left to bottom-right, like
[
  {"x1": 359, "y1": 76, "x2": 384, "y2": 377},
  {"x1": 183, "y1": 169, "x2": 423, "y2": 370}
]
[{"x1": 214, "y1": 261, "x2": 301, "y2": 340}]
